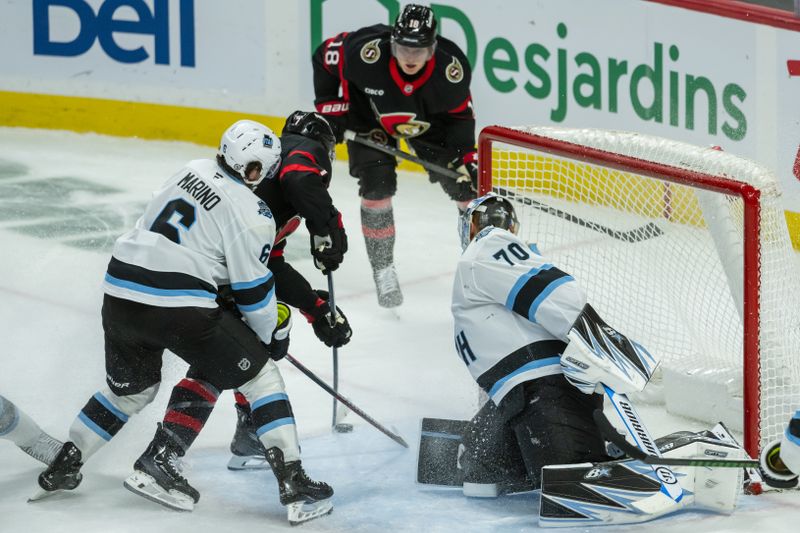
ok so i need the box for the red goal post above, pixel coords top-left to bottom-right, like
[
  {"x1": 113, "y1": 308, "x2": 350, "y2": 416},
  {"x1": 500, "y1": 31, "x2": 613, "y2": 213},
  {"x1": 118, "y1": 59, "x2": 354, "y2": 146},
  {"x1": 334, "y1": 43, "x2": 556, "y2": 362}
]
[{"x1": 478, "y1": 125, "x2": 800, "y2": 457}]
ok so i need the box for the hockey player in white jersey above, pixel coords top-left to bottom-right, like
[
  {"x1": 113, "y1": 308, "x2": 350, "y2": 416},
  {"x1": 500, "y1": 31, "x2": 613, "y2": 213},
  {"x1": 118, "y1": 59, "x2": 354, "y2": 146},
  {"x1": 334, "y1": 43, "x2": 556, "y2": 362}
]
[
  {"x1": 451, "y1": 193, "x2": 610, "y2": 495},
  {"x1": 0, "y1": 394, "x2": 61, "y2": 465},
  {"x1": 34, "y1": 120, "x2": 333, "y2": 524}
]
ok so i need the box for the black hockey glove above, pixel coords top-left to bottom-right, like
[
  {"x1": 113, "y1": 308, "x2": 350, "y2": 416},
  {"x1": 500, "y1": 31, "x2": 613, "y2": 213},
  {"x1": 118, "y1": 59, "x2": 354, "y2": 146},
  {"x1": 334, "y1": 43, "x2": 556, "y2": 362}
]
[
  {"x1": 268, "y1": 302, "x2": 292, "y2": 361},
  {"x1": 448, "y1": 150, "x2": 479, "y2": 200},
  {"x1": 310, "y1": 212, "x2": 348, "y2": 274},
  {"x1": 301, "y1": 290, "x2": 352, "y2": 348}
]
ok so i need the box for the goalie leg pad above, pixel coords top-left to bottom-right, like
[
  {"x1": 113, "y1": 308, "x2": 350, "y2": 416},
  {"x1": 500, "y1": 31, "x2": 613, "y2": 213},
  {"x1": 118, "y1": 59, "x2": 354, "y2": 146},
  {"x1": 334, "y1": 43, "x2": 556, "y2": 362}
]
[{"x1": 539, "y1": 459, "x2": 689, "y2": 527}]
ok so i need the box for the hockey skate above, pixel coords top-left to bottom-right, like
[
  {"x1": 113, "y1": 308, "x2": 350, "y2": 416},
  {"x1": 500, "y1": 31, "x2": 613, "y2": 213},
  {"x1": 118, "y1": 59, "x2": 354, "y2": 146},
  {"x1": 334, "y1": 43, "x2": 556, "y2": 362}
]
[
  {"x1": 373, "y1": 265, "x2": 403, "y2": 308},
  {"x1": 123, "y1": 423, "x2": 199, "y2": 512},
  {"x1": 227, "y1": 403, "x2": 267, "y2": 470},
  {"x1": 265, "y1": 447, "x2": 333, "y2": 525},
  {"x1": 29, "y1": 441, "x2": 83, "y2": 502}
]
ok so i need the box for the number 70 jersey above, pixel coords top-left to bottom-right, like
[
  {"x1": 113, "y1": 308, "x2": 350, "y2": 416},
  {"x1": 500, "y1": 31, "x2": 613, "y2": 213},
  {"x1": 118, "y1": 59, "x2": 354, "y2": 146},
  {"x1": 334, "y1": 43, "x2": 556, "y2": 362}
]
[{"x1": 450, "y1": 227, "x2": 587, "y2": 404}]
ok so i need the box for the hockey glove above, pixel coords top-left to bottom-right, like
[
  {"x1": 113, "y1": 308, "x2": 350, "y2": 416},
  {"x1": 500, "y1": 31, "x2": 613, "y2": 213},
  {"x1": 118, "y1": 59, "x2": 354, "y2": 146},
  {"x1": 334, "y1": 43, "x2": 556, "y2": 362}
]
[
  {"x1": 301, "y1": 290, "x2": 352, "y2": 348},
  {"x1": 268, "y1": 302, "x2": 292, "y2": 361},
  {"x1": 447, "y1": 150, "x2": 478, "y2": 201},
  {"x1": 559, "y1": 304, "x2": 659, "y2": 395},
  {"x1": 310, "y1": 212, "x2": 348, "y2": 274}
]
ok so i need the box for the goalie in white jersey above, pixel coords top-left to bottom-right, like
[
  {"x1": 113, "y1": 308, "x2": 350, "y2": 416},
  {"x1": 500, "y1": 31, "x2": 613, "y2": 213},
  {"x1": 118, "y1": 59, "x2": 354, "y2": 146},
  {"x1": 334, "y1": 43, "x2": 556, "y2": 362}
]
[
  {"x1": 452, "y1": 192, "x2": 609, "y2": 495},
  {"x1": 34, "y1": 120, "x2": 333, "y2": 523}
]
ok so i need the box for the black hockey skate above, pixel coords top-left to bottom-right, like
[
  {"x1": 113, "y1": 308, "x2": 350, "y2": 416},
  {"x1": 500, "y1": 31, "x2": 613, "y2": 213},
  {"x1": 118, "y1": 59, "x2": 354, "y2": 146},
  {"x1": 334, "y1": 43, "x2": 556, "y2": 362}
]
[
  {"x1": 227, "y1": 403, "x2": 267, "y2": 470},
  {"x1": 123, "y1": 423, "x2": 199, "y2": 511},
  {"x1": 373, "y1": 265, "x2": 403, "y2": 308},
  {"x1": 29, "y1": 441, "x2": 83, "y2": 502},
  {"x1": 265, "y1": 447, "x2": 333, "y2": 525}
]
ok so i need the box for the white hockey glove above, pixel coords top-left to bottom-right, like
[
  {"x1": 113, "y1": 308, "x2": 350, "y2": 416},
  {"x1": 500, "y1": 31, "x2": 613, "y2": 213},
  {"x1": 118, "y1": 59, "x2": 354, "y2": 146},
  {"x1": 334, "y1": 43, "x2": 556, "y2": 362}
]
[{"x1": 560, "y1": 304, "x2": 659, "y2": 395}]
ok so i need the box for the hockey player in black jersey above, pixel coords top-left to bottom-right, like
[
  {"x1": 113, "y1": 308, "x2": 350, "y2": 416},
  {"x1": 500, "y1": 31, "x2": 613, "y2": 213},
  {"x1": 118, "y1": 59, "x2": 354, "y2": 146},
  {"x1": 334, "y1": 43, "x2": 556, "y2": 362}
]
[
  {"x1": 313, "y1": 3, "x2": 478, "y2": 307},
  {"x1": 34, "y1": 119, "x2": 334, "y2": 524},
  {"x1": 228, "y1": 110, "x2": 353, "y2": 470},
  {"x1": 123, "y1": 112, "x2": 352, "y2": 511}
]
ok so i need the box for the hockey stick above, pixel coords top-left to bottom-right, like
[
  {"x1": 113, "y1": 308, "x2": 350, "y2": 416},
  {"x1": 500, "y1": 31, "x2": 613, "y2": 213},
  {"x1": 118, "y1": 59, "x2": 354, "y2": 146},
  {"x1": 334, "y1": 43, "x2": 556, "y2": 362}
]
[
  {"x1": 593, "y1": 409, "x2": 758, "y2": 468},
  {"x1": 276, "y1": 215, "x2": 302, "y2": 245},
  {"x1": 284, "y1": 353, "x2": 409, "y2": 448},
  {"x1": 343, "y1": 130, "x2": 663, "y2": 243},
  {"x1": 327, "y1": 272, "x2": 352, "y2": 433}
]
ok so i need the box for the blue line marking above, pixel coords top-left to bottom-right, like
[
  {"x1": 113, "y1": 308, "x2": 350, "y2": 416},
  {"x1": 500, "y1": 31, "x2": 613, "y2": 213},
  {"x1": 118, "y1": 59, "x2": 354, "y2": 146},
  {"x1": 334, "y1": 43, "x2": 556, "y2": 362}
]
[
  {"x1": 505, "y1": 264, "x2": 553, "y2": 310},
  {"x1": 105, "y1": 274, "x2": 215, "y2": 299},
  {"x1": 238, "y1": 287, "x2": 275, "y2": 312},
  {"x1": 93, "y1": 393, "x2": 129, "y2": 423},
  {"x1": 256, "y1": 417, "x2": 295, "y2": 436},
  {"x1": 487, "y1": 357, "x2": 561, "y2": 398},
  {"x1": 421, "y1": 431, "x2": 462, "y2": 440},
  {"x1": 251, "y1": 393, "x2": 289, "y2": 411},
  {"x1": 78, "y1": 412, "x2": 112, "y2": 442},
  {"x1": 231, "y1": 272, "x2": 273, "y2": 291},
  {"x1": 527, "y1": 275, "x2": 574, "y2": 322}
]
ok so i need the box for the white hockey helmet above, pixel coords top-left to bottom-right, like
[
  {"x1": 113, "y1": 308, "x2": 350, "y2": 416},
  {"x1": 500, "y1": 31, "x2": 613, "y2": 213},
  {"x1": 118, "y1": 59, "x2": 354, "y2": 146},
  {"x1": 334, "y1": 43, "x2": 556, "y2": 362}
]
[
  {"x1": 218, "y1": 120, "x2": 282, "y2": 188},
  {"x1": 459, "y1": 192, "x2": 519, "y2": 250}
]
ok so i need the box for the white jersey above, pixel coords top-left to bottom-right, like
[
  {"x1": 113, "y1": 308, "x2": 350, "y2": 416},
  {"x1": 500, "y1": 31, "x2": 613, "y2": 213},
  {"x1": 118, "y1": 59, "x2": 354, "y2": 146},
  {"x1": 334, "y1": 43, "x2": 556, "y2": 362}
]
[
  {"x1": 451, "y1": 227, "x2": 587, "y2": 405},
  {"x1": 103, "y1": 159, "x2": 278, "y2": 344}
]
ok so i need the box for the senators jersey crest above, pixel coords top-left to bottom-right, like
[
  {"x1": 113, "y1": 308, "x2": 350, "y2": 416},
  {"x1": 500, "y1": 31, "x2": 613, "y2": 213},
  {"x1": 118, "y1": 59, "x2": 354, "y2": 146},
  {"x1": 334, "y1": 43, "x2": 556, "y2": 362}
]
[
  {"x1": 360, "y1": 39, "x2": 381, "y2": 64},
  {"x1": 446, "y1": 57, "x2": 464, "y2": 83},
  {"x1": 377, "y1": 112, "x2": 431, "y2": 139}
]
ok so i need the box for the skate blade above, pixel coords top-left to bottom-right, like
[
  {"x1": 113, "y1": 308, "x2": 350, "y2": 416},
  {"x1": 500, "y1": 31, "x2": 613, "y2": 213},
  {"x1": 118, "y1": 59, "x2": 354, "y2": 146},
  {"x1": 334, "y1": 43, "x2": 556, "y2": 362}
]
[
  {"x1": 227, "y1": 455, "x2": 268, "y2": 470},
  {"x1": 287, "y1": 499, "x2": 333, "y2": 525},
  {"x1": 28, "y1": 486, "x2": 70, "y2": 503},
  {"x1": 123, "y1": 471, "x2": 194, "y2": 512}
]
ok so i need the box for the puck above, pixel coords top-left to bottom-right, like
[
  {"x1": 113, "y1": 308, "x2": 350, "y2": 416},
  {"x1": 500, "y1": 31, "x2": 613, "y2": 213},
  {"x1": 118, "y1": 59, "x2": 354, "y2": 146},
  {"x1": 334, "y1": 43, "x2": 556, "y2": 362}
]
[{"x1": 334, "y1": 423, "x2": 354, "y2": 433}]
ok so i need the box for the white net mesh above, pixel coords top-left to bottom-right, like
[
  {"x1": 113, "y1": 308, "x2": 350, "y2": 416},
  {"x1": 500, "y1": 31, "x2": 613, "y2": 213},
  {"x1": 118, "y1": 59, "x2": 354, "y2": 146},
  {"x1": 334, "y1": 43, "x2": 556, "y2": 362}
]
[{"x1": 484, "y1": 126, "x2": 800, "y2": 452}]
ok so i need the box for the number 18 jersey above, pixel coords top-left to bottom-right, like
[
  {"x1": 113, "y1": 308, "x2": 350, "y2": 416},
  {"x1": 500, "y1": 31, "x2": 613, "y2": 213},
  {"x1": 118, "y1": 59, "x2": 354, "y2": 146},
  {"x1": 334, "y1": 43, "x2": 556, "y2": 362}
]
[{"x1": 451, "y1": 227, "x2": 587, "y2": 405}]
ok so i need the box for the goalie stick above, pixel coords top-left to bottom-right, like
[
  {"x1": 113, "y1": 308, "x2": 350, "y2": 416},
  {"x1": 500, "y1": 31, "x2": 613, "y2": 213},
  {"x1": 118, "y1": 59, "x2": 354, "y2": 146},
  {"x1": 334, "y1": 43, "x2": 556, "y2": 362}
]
[
  {"x1": 284, "y1": 353, "x2": 408, "y2": 448},
  {"x1": 594, "y1": 405, "x2": 758, "y2": 469},
  {"x1": 343, "y1": 130, "x2": 663, "y2": 243}
]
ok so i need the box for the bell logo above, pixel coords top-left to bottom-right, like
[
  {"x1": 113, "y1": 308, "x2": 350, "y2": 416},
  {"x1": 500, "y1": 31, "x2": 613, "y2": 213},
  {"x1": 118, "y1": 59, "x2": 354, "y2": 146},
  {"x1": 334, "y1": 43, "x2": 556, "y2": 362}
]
[{"x1": 33, "y1": 0, "x2": 196, "y2": 67}]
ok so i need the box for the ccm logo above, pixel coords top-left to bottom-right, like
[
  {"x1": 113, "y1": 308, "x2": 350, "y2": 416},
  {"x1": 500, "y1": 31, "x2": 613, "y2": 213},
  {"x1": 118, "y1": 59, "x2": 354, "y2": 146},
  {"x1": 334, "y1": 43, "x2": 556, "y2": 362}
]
[{"x1": 33, "y1": 0, "x2": 196, "y2": 67}]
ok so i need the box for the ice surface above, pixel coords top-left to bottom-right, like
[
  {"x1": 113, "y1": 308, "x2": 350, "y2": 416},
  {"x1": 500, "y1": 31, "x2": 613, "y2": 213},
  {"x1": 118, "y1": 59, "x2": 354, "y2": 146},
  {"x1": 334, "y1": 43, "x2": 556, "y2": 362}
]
[{"x1": 0, "y1": 128, "x2": 798, "y2": 532}]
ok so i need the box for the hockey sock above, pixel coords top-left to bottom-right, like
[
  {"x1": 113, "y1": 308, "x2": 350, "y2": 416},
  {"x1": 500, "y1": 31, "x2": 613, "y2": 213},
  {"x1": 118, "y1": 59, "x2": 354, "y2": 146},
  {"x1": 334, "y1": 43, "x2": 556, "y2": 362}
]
[
  {"x1": 234, "y1": 391, "x2": 252, "y2": 414},
  {"x1": 70, "y1": 385, "x2": 158, "y2": 460},
  {"x1": 361, "y1": 198, "x2": 395, "y2": 270},
  {"x1": 250, "y1": 393, "x2": 301, "y2": 463},
  {"x1": 0, "y1": 395, "x2": 45, "y2": 448},
  {"x1": 161, "y1": 378, "x2": 220, "y2": 455}
]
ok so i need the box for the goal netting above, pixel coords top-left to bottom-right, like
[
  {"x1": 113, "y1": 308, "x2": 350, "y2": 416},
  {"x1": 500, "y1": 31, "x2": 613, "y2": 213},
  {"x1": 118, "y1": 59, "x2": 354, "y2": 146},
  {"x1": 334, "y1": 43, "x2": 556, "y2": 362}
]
[{"x1": 479, "y1": 125, "x2": 800, "y2": 456}]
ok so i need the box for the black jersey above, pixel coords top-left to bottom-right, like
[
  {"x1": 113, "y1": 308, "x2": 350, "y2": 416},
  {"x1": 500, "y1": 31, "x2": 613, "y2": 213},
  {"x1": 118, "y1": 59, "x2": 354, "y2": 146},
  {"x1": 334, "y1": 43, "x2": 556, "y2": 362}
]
[
  {"x1": 254, "y1": 133, "x2": 339, "y2": 313},
  {"x1": 313, "y1": 24, "x2": 475, "y2": 157}
]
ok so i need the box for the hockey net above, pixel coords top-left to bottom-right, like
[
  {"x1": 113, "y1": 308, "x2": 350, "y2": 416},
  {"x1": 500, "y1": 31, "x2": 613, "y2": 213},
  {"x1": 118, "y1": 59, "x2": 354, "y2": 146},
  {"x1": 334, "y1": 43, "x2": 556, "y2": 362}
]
[{"x1": 478, "y1": 125, "x2": 800, "y2": 457}]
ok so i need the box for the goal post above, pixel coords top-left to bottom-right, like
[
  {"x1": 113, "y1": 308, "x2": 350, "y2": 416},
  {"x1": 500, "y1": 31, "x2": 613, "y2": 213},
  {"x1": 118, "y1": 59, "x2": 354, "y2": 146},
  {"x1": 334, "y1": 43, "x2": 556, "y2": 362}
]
[{"x1": 478, "y1": 125, "x2": 800, "y2": 457}]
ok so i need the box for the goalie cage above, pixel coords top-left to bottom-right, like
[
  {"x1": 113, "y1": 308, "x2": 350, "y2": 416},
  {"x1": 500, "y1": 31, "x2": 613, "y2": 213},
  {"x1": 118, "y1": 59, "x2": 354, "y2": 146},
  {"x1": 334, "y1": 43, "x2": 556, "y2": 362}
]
[{"x1": 478, "y1": 125, "x2": 800, "y2": 459}]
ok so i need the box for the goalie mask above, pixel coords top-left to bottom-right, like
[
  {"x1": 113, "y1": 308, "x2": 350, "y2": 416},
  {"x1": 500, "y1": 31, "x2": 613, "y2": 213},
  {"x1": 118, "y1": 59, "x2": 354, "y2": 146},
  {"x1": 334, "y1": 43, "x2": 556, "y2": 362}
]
[
  {"x1": 218, "y1": 120, "x2": 282, "y2": 189},
  {"x1": 459, "y1": 192, "x2": 519, "y2": 250}
]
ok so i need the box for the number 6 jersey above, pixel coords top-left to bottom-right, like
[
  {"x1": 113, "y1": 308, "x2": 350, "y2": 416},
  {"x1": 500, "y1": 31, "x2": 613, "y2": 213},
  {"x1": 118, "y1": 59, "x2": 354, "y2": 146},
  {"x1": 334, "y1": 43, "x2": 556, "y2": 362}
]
[
  {"x1": 451, "y1": 226, "x2": 587, "y2": 405},
  {"x1": 102, "y1": 159, "x2": 278, "y2": 345}
]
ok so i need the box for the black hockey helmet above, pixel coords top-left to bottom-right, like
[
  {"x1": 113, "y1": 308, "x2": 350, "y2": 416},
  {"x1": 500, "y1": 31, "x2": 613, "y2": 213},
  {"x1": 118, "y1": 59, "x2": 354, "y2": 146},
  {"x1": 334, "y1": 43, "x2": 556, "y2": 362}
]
[
  {"x1": 282, "y1": 110, "x2": 337, "y2": 163},
  {"x1": 459, "y1": 192, "x2": 519, "y2": 250},
  {"x1": 391, "y1": 4, "x2": 437, "y2": 48}
]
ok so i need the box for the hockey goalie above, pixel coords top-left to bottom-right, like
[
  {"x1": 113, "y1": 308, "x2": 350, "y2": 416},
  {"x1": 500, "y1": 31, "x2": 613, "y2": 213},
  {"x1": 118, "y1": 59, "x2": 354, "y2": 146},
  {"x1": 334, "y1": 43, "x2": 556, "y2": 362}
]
[{"x1": 417, "y1": 192, "x2": 770, "y2": 527}]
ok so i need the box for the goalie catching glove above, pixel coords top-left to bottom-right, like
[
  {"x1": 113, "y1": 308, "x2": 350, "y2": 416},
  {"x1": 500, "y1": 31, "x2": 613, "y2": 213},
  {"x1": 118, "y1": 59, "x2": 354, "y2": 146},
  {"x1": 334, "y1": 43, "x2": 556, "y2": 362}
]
[
  {"x1": 559, "y1": 304, "x2": 659, "y2": 395},
  {"x1": 267, "y1": 302, "x2": 292, "y2": 361},
  {"x1": 301, "y1": 290, "x2": 352, "y2": 348}
]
